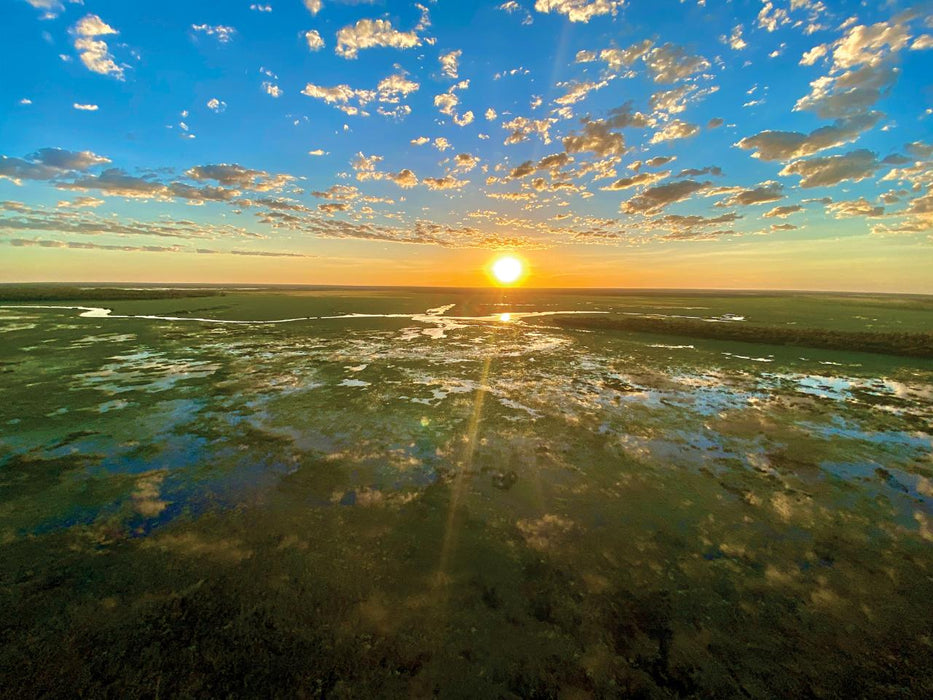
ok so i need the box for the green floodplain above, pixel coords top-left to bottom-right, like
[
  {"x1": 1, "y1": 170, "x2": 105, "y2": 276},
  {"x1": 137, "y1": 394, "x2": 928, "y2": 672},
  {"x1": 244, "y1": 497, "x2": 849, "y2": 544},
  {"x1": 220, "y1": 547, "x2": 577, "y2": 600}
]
[{"x1": 1, "y1": 285, "x2": 931, "y2": 698}]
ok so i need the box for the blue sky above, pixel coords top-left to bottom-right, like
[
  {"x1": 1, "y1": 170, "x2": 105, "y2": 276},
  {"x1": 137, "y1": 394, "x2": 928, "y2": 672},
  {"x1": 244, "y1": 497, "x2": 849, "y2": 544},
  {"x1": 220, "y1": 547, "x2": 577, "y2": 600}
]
[{"x1": 1, "y1": 0, "x2": 931, "y2": 290}]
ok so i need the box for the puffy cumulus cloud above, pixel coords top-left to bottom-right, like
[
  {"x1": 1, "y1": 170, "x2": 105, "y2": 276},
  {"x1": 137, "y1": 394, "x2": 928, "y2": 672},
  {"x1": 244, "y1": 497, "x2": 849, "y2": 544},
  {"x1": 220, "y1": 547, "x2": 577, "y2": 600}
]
[
  {"x1": 592, "y1": 40, "x2": 653, "y2": 73},
  {"x1": 905, "y1": 141, "x2": 933, "y2": 159},
  {"x1": 433, "y1": 79, "x2": 472, "y2": 125},
  {"x1": 311, "y1": 184, "x2": 360, "y2": 201},
  {"x1": 601, "y1": 170, "x2": 670, "y2": 190},
  {"x1": 653, "y1": 212, "x2": 742, "y2": 232},
  {"x1": 912, "y1": 35, "x2": 933, "y2": 50},
  {"x1": 185, "y1": 163, "x2": 294, "y2": 191},
  {"x1": 72, "y1": 14, "x2": 124, "y2": 79},
  {"x1": 763, "y1": 204, "x2": 803, "y2": 218},
  {"x1": 434, "y1": 137, "x2": 452, "y2": 151},
  {"x1": 191, "y1": 24, "x2": 236, "y2": 43},
  {"x1": 452, "y1": 153, "x2": 481, "y2": 172},
  {"x1": 206, "y1": 98, "x2": 227, "y2": 113},
  {"x1": 871, "y1": 190, "x2": 933, "y2": 235},
  {"x1": 502, "y1": 116, "x2": 556, "y2": 145},
  {"x1": 721, "y1": 24, "x2": 747, "y2": 51},
  {"x1": 676, "y1": 166, "x2": 722, "y2": 178},
  {"x1": 305, "y1": 30, "x2": 325, "y2": 51},
  {"x1": 73, "y1": 103, "x2": 98, "y2": 111},
  {"x1": 377, "y1": 73, "x2": 419, "y2": 103},
  {"x1": 410, "y1": 136, "x2": 430, "y2": 146},
  {"x1": 351, "y1": 153, "x2": 418, "y2": 189},
  {"x1": 794, "y1": 17, "x2": 919, "y2": 120},
  {"x1": 827, "y1": 197, "x2": 884, "y2": 218},
  {"x1": 29, "y1": 148, "x2": 110, "y2": 171},
  {"x1": 423, "y1": 175, "x2": 469, "y2": 190},
  {"x1": 737, "y1": 111, "x2": 882, "y2": 161},
  {"x1": 498, "y1": 1, "x2": 534, "y2": 25},
  {"x1": 55, "y1": 169, "x2": 172, "y2": 199},
  {"x1": 301, "y1": 82, "x2": 375, "y2": 114},
  {"x1": 23, "y1": 0, "x2": 82, "y2": 19},
  {"x1": 562, "y1": 105, "x2": 648, "y2": 157},
  {"x1": 303, "y1": 0, "x2": 322, "y2": 16},
  {"x1": 453, "y1": 111, "x2": 475, "y2": 127},
  {"x1": 649, "y1": 84, "x2": 718, "y2": 117},
  {"x1": 649, "y1": 119, "x2": 700, "y2": 144},
  {"x1": 335, "y1": 18, "x2": 421, "y2": 60},
  {"x1": 439, "y1": 49, "x2": 461, "y2": 79},
  {"x1": 533, "y1": 0, "x2": 623, "y2": 24},
  {"x1": 0, "y1": 148, "x2": 111, "y2": 184},
  {"x1": 57, "y1": 196, "x2": 105, "y2": 209},
  {"x1": 620, "y1": 179, "x2": 709, "y2": 214},
  {"x1": 779, "y1": 149, "x2": 880, "y2": 188},
  {"x1": 757, "y1": 1, "x2": 790, "y2": 33},
  {"x1": 795, "y1": 60, "x2": 900, "y2": 119},
  {"x1": 800, "y1": 43, "x2": 828, "y2": 66},
  {"x1": 485, "y1": 107, "x2": 497, "y2": 121},
  {"x1": 643, "y1": 43, "x2": 710, "y2": 84},
  {"x1": 0, "y1": 202, "x2": 261, "y2": 242},
  {"x1": 715, "y1": 181, "x2": 784, "y2": 207},
  {"x1": 831, "y1": 20, "x2": 911, "y2": 70},
  {"x1": 384, "y1": 169, "x2": 418, "y2": 188},
  {"x1": 318, "y1": 202, "x2": 349, "y2": 214},
  {"x1": 554, "y1": 79, "x2": 608, "y2": 106},
  {"x1": 262, "y1": 82, "x2": 283, "y2": 98},
  {"x1": 564, "y1": 120, "x2": 625, "y2": 156},
  {"x1": 506, "y1": 152, "x2": 572, "y2": 180}
]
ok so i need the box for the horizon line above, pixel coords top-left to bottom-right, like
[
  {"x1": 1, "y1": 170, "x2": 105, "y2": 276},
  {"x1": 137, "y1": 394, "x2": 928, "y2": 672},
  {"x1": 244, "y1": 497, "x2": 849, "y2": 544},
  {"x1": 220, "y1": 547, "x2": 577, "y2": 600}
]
[{"x1": 1, "y1": 281, "x2": 932, "y2": 297}]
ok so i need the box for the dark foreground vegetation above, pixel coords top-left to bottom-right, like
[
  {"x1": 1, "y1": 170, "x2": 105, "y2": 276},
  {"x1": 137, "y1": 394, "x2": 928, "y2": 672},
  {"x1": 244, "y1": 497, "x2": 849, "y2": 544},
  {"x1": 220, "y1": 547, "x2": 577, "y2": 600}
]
[
  {"x1": 552, "y1": 315, "x2": 933, "y2": 358},
  {"x1": 0, "y1": 285, "x2": 224, "y2": 302}
]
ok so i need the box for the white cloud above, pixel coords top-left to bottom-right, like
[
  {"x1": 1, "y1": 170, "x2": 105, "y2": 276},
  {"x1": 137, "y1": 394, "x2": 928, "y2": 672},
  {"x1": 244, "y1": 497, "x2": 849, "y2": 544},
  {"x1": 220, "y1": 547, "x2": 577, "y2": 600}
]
[
  {"x1": 308, "y1": 149, "x2": 328, "y2": 156},
  {"x1": 191, "y1": 24, "x2": 236, "y2": 44},
  {"x1": 207, "y1": 98, "x2": 227, "y2": 113},
  {"x1": 410, "y1": 136, "x2": 430, "y2": 146},
  {"x1": 800, "y1": 43, "x2": 828, "y2": 66},
  {"x1": 423, "y1": 175, "x2": 468, "y2": 190},
  {"x1": 305, "y1": 30, "x2": 324, "y2": 51},
  {"x1": 757, "y1": 1, "x2": 790, "y2": 33},
  {"x1": 827, "y1": 197, "x2": 884, "y2": 218},
  {"x1": 644, "y1": 43, "x2": 710, "y2": 83},
  {"x1": 20, "y1": 98, "x2": 33, "y2": 105},
  {"x1": 554, "y1": 80, "x2": 608, "y2": 105},
  {"x1": 72, "y1": 14, "x2": 124, "y2": 79},
  {"x1": 335, "y1": 18, "x2": 421, "y2": 59},
  {"x1": 779, "y1": 149, "x2": 880, "y2": 188},
  {"x1": 440, "y1": 49, "x2": 461, "y2": 79},
  {"x1": 485, "y1": 107, "x2": 497, "y2": 121},
  {"x1": 650, "y1": 120, "x2": 700, "y2": 144},
  {"x1": 533, "y1": 0, "x2": 623, "y2": 24},
  {"x1": 73, "y1": 103, "x2": 99, "y2": 111},
  {"x1": 377, "y1": 73, "x2": 419, "y2": 103},
  {"x1": 721, "y1": 24, "x2": 747, "y2": 51},
  {"x1": 250, "y1": 4, "x2": 272, "y2": 11},
  {"x1": 303, "y1": 0, "x2": 322, "y2": 15},
  {"x1": 502, "y1": 116, "x2": 555, "y2": 145},
  {"x1": 737, "y1": 112, "x2": 882, "y2": 161},
  {"x1": 263, "y1": 82, "x2": 283, "y2": 98}
]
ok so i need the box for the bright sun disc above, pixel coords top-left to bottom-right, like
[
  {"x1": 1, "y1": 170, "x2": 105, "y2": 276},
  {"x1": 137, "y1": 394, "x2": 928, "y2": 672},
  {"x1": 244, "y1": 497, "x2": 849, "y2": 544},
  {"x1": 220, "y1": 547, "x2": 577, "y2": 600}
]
[{"x1": 491, "y1": 255, "x2": 523, "y2": 284}]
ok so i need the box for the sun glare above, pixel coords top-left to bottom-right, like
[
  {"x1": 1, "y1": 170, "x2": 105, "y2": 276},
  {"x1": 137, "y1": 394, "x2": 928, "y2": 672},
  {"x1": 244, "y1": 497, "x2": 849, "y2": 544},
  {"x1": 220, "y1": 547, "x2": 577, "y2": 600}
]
[{"x1": 491, "y1": 255, "x2": 524, "y2": 285}]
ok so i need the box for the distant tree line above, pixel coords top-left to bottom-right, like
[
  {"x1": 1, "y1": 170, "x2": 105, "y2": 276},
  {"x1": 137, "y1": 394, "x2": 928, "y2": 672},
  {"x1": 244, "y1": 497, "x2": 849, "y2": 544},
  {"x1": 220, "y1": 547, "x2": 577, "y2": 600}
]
[
  {"x1": 0, "y1": 286, "x2": 224, "y2": 302},
  {"x1": 552, "y1": 315, "x2": 933, "y2": 359}
]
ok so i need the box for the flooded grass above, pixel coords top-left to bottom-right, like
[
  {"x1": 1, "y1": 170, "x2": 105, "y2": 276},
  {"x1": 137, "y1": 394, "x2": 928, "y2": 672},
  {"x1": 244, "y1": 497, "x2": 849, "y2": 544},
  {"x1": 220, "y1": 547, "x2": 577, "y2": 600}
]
[{"x1": 1, "y1": 289, "x2": 932, "y2": 697}]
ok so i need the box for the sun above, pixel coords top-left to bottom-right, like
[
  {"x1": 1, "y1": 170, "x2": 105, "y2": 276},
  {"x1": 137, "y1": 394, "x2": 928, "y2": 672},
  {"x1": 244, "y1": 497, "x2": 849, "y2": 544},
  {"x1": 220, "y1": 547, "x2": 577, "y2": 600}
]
[{"x1": 490, "y1": 255, "x2": 524, "y2": 285}]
